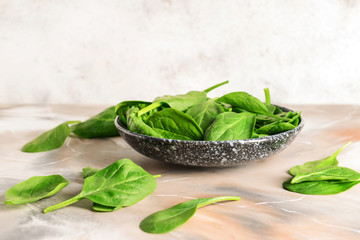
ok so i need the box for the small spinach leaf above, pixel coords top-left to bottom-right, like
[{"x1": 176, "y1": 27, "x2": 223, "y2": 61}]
[
  {"x1": 44, "y1": 159, "x2": 156, "y2": 213},
  {"x1": 255, "y1": 121, "x2": 296, "y2": 135},
  {"x1": 289, "y1": 142, "x2": 351, "y2": 176},
  {"x1": 115, "y1": 101, "x2": 151, "y2": 126},
  {"x1": 71, "y1": 106, "x2": 119, "y2": 138},
  {"x1": 146, "y1": 108, "x2": 203, "y2": 140},
  {"x1": 139, "y1": 196, "x2": 240, "y2": 234},
  {"x1": 22, "y1": 121, "x2": 80, "y2": 153},
  {"x1": 204, "y1": 112, "x2": 255, "y2": 141},
  {"x1": 283, "y1": 179, "x2": 360, "y2": 195},
  {"x1": 126, "y1": 107, "x2": 164, "y2": 138},
  {"x1": 5, "y1": 175, "x2": 69, "y2": 205},
  {"x1": 185, "y1": 99, "x2": 225, "y2": 132}
]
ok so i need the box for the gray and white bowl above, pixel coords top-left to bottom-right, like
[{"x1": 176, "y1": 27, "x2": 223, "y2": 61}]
[{"x1": 115, "y1": 107, "x2": 304, "y2": 167}]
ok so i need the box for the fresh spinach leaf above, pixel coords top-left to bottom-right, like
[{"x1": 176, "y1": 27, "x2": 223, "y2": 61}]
[
  {"x1": 81, "y1": 166, "x2": 161, "y2": 212},
  {"x1": 22, "y1": 121, "x2": 80, "y2": 153},
  {"x1": 5, "y1": 175, "x2": 69, "y2": 205},
  {"x1": 146, "y1": 108, "x2": 203, "y2": 140},
  {"x1": 44, "y1": 159, "x2": 156, "y2": 213},
  {"x1": 115, "y1": 101, "x2": 151, "y2": 126},
  {"x1": 185, "y1": 99, "x2": 225, "y2": 132},
  {"x1": 137, "y1": 81, "x2": 229, "y2": 116},
  {"x1": 126, "y1": 107, "x2": 164, "y2": 138},
  {"x1": 204, "y1": 112, "x2": 255, "y2": 141},
  {"x1": 289, "y1": 142, "x2": 351, "y2": 176},
  {"x1": 217, "y1": 92, "x2": 290, "y2": 121},
  {"x1": 290, "y1": 166, "x2": 360, "y2": 184},
  {"x1": 71, "y1": 106, "x2": 119, "y2": 138},
  {"x1": 283, "y1": 179, "x2": 360, "y2": 195},
  {"x1": 139, "y1": 196, "x2": 240, "y2": 234},
  {"x1": 255, "y1": 121, "x2": 296, "y2": 135}
]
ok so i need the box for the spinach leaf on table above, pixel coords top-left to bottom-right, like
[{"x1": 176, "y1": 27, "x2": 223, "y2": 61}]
[
  {"x1": 5, "y1": 175, "x2": 69, "y2": 205},
  {"x1": 44, "y1": 159, "x2": 156, "y2": 213},
  {"x1": 81, "y1": 166, "x2": 161, "y2": 212},
  {"x1": 289, "y1": 141, "x2": 351, "y2": 176},
  {"x1": 290, "y1": 166, "x2": 360, "y2": 184},
  {"x1": 22, "y1": 121, "x2": 80, "y2": 153},
  {"x1": 283, "y1": 179, "x2": 360, "y2": 195},
  {"x1": 71, "y1": 106, "x2": 119, "y2": 138},
  {"x1": 139, "y1": 196, "x2": 240, "y2": 234},
  {"x1": 146, "y1": 108, "x2": 203, "y2": 140},
  {"x1": 204, "y1": 112, "x2": 255, "y2": 141},
  {"x1": 185, "y1": 99, "x2": 225, "y2": 132},
  {"x1": 283, "y1": 142, "x2": 360, "y2": 195}
]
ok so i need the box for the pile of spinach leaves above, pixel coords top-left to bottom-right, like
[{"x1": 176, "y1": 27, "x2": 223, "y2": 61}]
[
  {"x1": 21, "y1": 81, "x2": 301, "y2": 152},
  {"x1": 283, "y1": 142, "x2": 360, "y2": 195},
  {"x1": 117, "y1": 81, "x2": 301, "y2": 141}
]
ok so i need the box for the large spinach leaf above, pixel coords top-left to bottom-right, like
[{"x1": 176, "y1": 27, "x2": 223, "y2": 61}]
[
  {"x1": 44, "y1": 159, "x2": 156, "y2": 213},
  {"x1": 204, "y1": 112, "x2": 255, "y2": 141},
  {"x1": 71, "y1": 106, "x2": 119, "y2": 138},
  {"x1": 146, "y1": 108, "x2": 203, "y2": 140},
  {"x1": 5, "y1": 175, "x2": 69, "y2": 205},
  {"x1": 22, "y1": 121, "x2": 80, "y2": 153},
  {"x1": 185, "y1": 99, "x2": 225, "y2": 132},
  {"x1": 139, "y1": 196, "x2": 240, "y2": 234}
]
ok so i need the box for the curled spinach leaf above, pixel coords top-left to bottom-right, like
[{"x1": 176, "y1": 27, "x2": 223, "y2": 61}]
[{"x1": 5, "y1": 175, "x2": 69, "y2": 205}]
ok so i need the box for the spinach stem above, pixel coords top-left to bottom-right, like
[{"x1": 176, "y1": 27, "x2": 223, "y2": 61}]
[
  {"x1": 152, "y1": 174, "x2": 162, "y2": 178},
  {"x1": 264, "y1": 88, "x2": 271, "y2": 105},
  {"x1": 333, "y1": 141, "x2": 352, "y2": 158},
  {"x1": 203, "y1": 80, "x2": 229, "y2": 93},
  {"x1": 43, "y1": 196, "x2": 80, "y2": 213},
  {"x1": 137, "y1": 102, "x2": 162, "y2": 117},
  {"x1": 197, "y1": 196, "x2": 241, "y2": 208}
]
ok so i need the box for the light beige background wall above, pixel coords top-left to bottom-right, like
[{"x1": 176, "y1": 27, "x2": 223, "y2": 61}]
[{"x1": 0, "y1": 0, "x2": 359, "y2": 105}]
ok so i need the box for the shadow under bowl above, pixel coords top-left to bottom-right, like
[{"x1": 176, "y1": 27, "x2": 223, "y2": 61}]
[{"x1": 115, "y1": 107, "x2": 304, "y2": 167}]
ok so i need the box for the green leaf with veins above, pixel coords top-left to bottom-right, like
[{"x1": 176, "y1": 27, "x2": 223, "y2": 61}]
[
  {"x1": 185, "y1": 99, "x2": 225, "y2": 132},
  {"x1": 22, "y1": 121, "x2": 80, "y2": 153},
  {"x1": 44, "y1": 159, "x2": 156, "y2": 213},
  {"x1": 71, "y1": 106, "x2": 119, "y2": 138},
  {"x1": 146, "y1": 108, "x2": 203, "y2": 140},
  {"x1": 5, "y1": 175, "x2": 69, "y2": 205},
  {"x1": 139, "y1": 196, "x2": 240, "y2": 234},
  {"x1": 204, "y1": 112, "x2": 255, "y2": 141}
]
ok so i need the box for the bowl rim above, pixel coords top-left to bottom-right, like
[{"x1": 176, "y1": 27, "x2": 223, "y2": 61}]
[{"x1": 114, "y1": 105, "x2": 304, "y2": 145}]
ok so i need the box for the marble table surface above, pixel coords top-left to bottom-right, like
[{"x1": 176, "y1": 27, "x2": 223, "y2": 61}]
[{"x1": 0, "y1": 104, "x2": 359, "y2": 240}]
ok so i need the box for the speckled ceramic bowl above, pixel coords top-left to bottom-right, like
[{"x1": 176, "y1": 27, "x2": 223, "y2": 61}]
[{"x1": 115, "y1": 107, "x2": 304, "y2": 167}]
